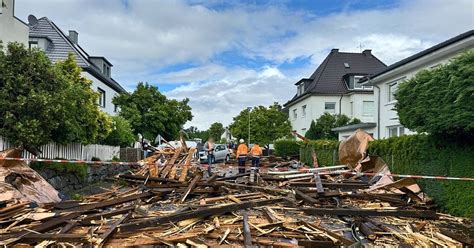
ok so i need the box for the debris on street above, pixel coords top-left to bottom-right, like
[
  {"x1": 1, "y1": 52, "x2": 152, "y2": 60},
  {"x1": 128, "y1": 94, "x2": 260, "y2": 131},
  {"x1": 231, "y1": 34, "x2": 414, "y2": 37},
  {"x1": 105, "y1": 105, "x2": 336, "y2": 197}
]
[{"x1": 0, "y1": 132, "x2": 473, "y2": 247}]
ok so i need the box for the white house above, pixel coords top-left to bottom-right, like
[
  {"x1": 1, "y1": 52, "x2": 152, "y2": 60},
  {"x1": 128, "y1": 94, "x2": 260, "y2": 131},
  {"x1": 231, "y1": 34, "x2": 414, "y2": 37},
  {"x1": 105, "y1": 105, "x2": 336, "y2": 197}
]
[
  {"x1": 335, "y1": 30, "x2": 474, "y2": 140},
  {"x1": 27, "y1": 15, "x2": 127, "y2": 115},
  {"x1": 284, "y1": 49, "x2": 387, "y2": 136},
  {"x1": 0, "y1": 0, "x2": 28, "y2": 46}
]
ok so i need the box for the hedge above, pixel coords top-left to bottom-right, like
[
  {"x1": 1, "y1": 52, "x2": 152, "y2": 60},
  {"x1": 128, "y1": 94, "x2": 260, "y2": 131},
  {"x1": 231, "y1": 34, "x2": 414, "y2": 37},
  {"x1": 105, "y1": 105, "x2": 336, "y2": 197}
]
[
  {"x1": 369, "y1": 134, "x2": 474, "y2": 218},
  {"x1": 274, "y1": 135, "x2": 474, "y2": 217}
]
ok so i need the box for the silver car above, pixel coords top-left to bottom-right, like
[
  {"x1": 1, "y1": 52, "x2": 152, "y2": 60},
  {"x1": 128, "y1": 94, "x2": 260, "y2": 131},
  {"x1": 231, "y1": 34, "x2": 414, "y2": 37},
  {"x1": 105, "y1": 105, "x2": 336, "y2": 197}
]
[{"x1": 199, "y1": 144, "x2": 230, "y2": 163}]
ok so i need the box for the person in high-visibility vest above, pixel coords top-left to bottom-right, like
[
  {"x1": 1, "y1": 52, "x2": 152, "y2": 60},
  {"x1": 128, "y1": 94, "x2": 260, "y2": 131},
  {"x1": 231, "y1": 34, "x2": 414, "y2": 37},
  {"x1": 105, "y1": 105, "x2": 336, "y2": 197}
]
[
  {"x1": 236, "y1": 139, "x2": 248, "y2": 173},
  {"x1": 250, "y1": 142, "x2": 263, "y2": 172}
]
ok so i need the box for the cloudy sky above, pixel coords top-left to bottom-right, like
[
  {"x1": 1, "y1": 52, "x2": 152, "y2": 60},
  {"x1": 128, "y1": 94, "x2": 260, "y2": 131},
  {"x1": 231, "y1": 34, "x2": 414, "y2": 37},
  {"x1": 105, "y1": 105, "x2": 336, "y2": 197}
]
[{"x1": 15, "y1": 0, "x2": 473, "y2": 129}]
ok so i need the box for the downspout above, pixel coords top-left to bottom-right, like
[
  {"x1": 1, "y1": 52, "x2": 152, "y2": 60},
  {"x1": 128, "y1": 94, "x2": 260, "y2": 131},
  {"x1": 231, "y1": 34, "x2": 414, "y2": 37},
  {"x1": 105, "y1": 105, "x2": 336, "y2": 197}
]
[
  {"x1": 339, "y1": 94, "x2": 343, "y2": 115},
  {"x1": 372, "y1": 78, "x2": 381, "y2": 139}
]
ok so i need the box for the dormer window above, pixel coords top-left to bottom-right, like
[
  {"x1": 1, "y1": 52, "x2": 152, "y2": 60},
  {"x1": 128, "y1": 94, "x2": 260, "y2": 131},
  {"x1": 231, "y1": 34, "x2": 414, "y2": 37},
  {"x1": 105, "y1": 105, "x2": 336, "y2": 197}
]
[
  {"x1": 347, "y1": 75, "x2": 373, "y2": 90},
  {"x1": 297, "y1": 84, "x2": 305, "y2": 96}
]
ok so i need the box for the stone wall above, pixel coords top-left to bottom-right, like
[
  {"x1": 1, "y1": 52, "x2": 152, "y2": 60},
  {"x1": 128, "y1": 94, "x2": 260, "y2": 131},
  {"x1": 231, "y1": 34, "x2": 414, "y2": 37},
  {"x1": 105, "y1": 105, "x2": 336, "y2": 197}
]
[{"x1": 36, "y1": 164, "x2": 131, "y2": 196}]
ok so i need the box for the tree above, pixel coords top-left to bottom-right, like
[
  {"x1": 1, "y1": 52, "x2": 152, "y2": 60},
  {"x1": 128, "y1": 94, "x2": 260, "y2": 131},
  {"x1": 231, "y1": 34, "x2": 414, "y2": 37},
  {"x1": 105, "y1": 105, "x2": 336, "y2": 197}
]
[
  {"x1": 102, "y1": 116, "x2": 135, "y2": 147},
  {"x1": 208, "y1": 122, "x2": 224, "y2": 141},
  {"x1": 395, "y1": 50, "x2": 474, "y2": 138},
  {"x1": 0, "y1": 42, "x2": 106, "y2": 147},
  {"x1": 304, "y1": 113, "x2": 361, "y2": 140},
  {"x1": 229, "y1": 103, "x2": 291, "y2": 146},
  {"x1": 113, "y1": 82, "x2": 193, "y2": 141}
]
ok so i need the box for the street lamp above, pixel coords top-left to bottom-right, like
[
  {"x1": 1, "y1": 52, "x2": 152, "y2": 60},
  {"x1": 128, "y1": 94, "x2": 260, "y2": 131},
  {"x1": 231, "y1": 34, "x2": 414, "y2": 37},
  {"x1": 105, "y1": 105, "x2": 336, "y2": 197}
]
[{"x1": 247, "y1": 107, "x2": 252, "y2": 147}]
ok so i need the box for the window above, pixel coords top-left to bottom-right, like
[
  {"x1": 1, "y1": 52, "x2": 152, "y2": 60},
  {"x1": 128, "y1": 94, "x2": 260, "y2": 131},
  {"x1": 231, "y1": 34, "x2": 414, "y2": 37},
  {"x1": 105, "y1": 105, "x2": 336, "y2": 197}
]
[
  {"x1": 98, "y1": 88, "x2": 106, "y2": 107},
  {"x1": 388, "y1": 82, "x2": 398, "y2": 102},
  {"x1": 297, "y1": 84, "x2": 305, "y2": 96},
  {"x1": 388, "y1": 125, "x2": 405, "y2": 137},
  {"x1": 29, "y1": 41, "x2": 38, "y2": 49},
  {"x1": 324, "y1": 102, "x2": 336, "y2": 114},
  {"x1": 302, "y1": 105, "x2": 306, "y2": 117},
  {"x1": 362, "y1": 101, "x2": 375, "y2": 116},
  {"x1": 354, "y1": 76, "x2": 373, "y2": 90},
  {"x1": 292, "y1": 109, "x2": 297, "y2": 119}
]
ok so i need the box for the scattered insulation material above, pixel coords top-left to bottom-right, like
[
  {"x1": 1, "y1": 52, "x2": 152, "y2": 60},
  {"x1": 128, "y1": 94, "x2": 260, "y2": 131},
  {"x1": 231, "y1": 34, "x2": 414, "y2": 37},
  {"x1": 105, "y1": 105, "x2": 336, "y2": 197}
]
[{"x1": 0, "y1": 134, "x2": 473, "y2": 247}]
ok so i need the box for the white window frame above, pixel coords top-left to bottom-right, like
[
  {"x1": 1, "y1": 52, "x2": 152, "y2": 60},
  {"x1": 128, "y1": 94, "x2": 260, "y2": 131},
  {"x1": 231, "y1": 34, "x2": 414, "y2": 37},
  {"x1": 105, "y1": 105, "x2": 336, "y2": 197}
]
[
  {"x1": 387, "y1": 125, "x2": 405, "y2": 137},
  {"x1": 324, "y1": 102, "x2": 336, "y2": 114},
  {"x1": 350, "y1": 101, "x2": 353, "y2": 117},
  {"x1": 98, "y1": 88, "x2": 106, "y2": 108},
  {"x1": 301, "y1": 105, "x2": 306, "y2": 117},
  {"x1": 292, "y1": 109, "x2": 297, "y2": 119},
  {"x1": 388, "y1": 82, "x2": 398, "y2": 103},
  {"x1": 362, "y1": 101, "x2": 375, "y2": 117},
  {"x1": 354, "y1": 76, "x2": 364, "y2": 89}
]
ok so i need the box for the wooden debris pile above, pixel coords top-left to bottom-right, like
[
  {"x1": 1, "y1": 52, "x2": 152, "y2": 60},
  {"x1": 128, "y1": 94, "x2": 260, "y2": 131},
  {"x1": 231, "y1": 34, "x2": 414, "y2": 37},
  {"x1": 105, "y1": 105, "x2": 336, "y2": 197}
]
[{"x1": 0, "y1": 158, "x2": 473, "y2": 247}]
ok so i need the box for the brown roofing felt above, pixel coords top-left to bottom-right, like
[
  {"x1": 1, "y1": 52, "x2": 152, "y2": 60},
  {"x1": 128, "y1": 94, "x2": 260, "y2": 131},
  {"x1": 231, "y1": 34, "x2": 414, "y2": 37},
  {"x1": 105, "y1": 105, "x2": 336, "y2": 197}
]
[{"x1": 286, "y1": 49, "x2": 387, "y2": 106}]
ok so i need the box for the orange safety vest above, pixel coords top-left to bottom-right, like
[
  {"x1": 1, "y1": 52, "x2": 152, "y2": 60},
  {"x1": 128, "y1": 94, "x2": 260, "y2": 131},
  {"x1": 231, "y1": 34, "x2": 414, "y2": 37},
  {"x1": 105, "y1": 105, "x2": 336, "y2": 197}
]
[
  {"x1": 250, "y1": 144, "x2": 263, "y2": 157},
  {"x1": 236, "y1": 144, "x2": 248, "y2": 157}
]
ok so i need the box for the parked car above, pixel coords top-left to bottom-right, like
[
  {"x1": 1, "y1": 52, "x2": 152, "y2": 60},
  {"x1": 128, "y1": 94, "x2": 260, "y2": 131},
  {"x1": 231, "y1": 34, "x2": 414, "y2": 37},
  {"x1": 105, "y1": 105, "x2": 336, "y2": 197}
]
[{"x1": 199, "y1": 144, "x2": 231, "y2": 163}]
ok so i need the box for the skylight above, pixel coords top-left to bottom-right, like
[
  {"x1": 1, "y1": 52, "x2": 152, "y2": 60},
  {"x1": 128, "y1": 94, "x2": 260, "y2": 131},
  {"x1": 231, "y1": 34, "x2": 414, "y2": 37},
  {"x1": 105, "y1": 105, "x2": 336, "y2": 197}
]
[{"x1": 344, "y1": 63, "x2": 350, "y2": 68}]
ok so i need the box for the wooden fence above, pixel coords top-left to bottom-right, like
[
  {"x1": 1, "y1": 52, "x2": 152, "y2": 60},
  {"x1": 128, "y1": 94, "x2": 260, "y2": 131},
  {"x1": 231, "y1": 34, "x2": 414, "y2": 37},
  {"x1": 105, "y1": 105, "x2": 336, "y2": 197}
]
[{"x1": 0, "y1": 136, "x2": 120, "y2": 161}]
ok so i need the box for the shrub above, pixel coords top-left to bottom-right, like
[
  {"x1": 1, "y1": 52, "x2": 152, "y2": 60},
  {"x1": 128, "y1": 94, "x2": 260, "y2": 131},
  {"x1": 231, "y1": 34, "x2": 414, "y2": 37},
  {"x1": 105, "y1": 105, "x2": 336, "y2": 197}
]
[
  {"x1": 274, "y1": 139, "x2": 301, "y2": 157},
  {"x1": 300, "y1": 140, "x2": 340, "y2": 166}
]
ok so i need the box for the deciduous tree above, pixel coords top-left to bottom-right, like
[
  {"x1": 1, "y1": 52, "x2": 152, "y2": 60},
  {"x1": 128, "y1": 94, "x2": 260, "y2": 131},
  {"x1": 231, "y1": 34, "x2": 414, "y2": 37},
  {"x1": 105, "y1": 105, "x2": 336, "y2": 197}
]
[
  {"x1": 304, "y1": 113, "x2": 361, "y2": 140},
  {"x1": 229, "y1": 103, "x2": 291, "y2": 146},
  {"x1": 113, "y1": 82, "x2": 193, "y2": 141}
]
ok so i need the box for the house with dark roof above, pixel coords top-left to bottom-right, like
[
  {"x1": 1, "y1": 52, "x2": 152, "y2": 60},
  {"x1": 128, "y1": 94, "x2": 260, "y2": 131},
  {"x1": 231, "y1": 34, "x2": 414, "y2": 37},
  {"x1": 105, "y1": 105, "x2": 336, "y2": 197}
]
[
  {"x1": 27, "y1": 15, "x2": 127, "y2": 116},
  {"x1": 284, "y1": 49, "x2": 387, "y2": 137},
  {"x1": 335, "y1": 30, "x2": 474, "y2": 140},
  {"x1": 0, "y1": 0, "x2": 28, "y2": 47}
]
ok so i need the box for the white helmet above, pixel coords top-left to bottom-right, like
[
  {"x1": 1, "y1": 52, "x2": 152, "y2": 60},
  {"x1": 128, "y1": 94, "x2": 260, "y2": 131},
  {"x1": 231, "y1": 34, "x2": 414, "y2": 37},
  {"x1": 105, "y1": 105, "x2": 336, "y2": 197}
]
[{"x1": 239, "y1": 139, "x2": 245, "y2": 143}]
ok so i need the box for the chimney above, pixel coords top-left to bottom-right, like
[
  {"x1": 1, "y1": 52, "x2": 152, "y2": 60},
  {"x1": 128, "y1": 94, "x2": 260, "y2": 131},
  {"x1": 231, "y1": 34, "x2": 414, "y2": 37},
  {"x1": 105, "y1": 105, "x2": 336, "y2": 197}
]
[
  {"x1": 68, "y1": 30, "x2": 78, "y2": 44},
  {"x1": 362, "y1": 49, "x2": 372, "y2": 57},
  {"x1": 331, "y1": 48, "x2": 339, "y2": 53},
  {"x1": 2, "y1": 0, "x2": 14, "y2": 16}
]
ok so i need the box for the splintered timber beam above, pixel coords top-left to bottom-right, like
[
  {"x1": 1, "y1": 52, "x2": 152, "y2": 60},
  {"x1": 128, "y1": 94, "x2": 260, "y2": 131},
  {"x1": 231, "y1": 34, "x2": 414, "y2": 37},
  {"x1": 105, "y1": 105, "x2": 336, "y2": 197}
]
[
  {"x1": 69, "y1": 191, "x2": 154, "y2": 212},
  {"x1": 119, "y1": 198, "x2": 284, "y2": 233},
  {"x1": 97, "y1": 212, "x2": 131, "y2": 247},
  {"x1": 181, "y1": 175, "x2": 201, "y2": 203},
  {"x1": 119, "y1": 174, "x2": 179, "y2": 183},
  {"x1": 302, "y1": 208, "x2": 438, "y2": 219},
  {"x1": 18, "y1": 234, "x2": 89, "y2": 243},
  {"x1": 216, "y1": 172, "x2": 251, "y2": 181},
  {"x1": 294, "y1": 188, "x2": 318, "y2": 204},
  {"x1": 290, "y1": 182, "x2": 369, "y2": 189},
  {"x1": 215, "y1": 181, "x2": 290, "y2": 195},
  {"x1": 242, "y1": 210, "x2": 252, "y2": 247}
]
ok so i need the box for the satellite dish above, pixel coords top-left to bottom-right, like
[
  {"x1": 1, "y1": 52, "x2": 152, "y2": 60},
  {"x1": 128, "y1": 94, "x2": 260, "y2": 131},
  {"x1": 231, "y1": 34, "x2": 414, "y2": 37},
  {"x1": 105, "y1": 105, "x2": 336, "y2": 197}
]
[{"x1": 28, "y1": 15, "x2": 38, "y2": 26}]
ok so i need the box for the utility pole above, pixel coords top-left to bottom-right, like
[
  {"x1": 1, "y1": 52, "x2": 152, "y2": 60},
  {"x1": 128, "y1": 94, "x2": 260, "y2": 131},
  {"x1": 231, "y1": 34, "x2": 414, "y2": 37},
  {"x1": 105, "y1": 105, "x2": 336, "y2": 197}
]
[{"x1": 247, "y1": 107, "x2": 251, "y2": 147}]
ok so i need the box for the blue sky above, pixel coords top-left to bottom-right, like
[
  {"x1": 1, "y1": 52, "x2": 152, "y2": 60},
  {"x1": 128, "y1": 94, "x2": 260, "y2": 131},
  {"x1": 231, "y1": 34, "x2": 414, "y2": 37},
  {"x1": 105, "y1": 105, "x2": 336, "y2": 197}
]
[{"x1": 15, "y1": 0, "x2": 474, "y2": 129}]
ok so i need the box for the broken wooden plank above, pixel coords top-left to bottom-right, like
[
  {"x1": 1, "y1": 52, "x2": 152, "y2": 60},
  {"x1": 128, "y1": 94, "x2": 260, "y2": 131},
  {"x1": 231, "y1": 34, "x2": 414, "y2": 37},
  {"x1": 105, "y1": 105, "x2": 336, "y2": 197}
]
[
  {"x1": 17, "y1": 233, "x2": 89, "y2": 243},
  {"x1": 119, "y1": 198, "x2": 284, "y2": 233},
  {"x1": 97, "y1": 212, "x2": 131, "y2": 247},
  {"x1": 302, "y1": 208, "x2": 438, "y2": 219},
  {"x1": 294, "y1": 188, "x2": 318, "y2": 204},
  {"x1": 68, "y1": 191, "x2": 154, "y2": 212},
  {"x1": 119, "y1": 174, "x2": 179, "y2": 183},
  {"x1": 261, "y1": 207, "x2": 279, "y2": 223},
  {"x1": 242, "y1": 210, "x2": 252, "y2": 247},
  {"x1": 181, "y1": 175, "x2": 202, "y2": 203}
]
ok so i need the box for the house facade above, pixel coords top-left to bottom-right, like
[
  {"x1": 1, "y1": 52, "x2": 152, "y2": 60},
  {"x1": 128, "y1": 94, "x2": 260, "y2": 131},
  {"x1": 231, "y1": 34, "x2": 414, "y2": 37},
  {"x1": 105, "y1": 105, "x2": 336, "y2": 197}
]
[
  {"x1": 0, "y1": 0, "x2": 28, "y2": 46},
  {"x1": 284, "y1": 49, "x2": 387, "y2": 136},
  {"x1": 28, "y1": 15, "x2": 127, "y2": 115},
  {"x1": 343, "y1": 30, "x2": 474, "y2": 140}
]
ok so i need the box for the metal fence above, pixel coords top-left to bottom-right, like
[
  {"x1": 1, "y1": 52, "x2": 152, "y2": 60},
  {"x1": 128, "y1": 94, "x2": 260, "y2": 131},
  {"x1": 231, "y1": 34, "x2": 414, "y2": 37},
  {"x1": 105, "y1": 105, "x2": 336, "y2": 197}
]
[{"x1": 0, "y1": 136, "x2": 120, "y2": 161}]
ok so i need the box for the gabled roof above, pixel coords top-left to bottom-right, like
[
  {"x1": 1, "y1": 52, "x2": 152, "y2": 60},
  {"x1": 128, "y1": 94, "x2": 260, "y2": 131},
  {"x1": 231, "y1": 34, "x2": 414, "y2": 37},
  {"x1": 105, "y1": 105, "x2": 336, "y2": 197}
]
[
  {"x1": 29, "y1": 17, "x2": 127, "y2": 93},
  {"x1": 285, "y1": 49, "x2": 386, "y2": 106},
  {"x1": 361, "y1": 30, "x2": 474, "y2": 85}
]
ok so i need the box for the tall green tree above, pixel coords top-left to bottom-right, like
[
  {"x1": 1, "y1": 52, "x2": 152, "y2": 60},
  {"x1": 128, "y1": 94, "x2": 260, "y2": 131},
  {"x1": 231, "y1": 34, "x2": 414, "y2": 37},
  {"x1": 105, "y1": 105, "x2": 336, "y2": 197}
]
[
  {"x1": 102, "y1": 116, "x2": 135, "y2": 147},
  {"x1": 207, "y1": 122, "x2": 224, "y2": 141},
  {"x1": 229, "y1": 103, "x2": 291, "y2": 146},
  {"x1": 304, "y1": 113, "x2": 361, "y2": 140},
  {"x1": 113, "y1": 82, "x2": 193, "y2": 141},
  {"x1": 395, "y1": 50, "x2": 474, "y2": 139},
  {"x1": 0, "y1": 42, "x2": 107, "y2": 147}
]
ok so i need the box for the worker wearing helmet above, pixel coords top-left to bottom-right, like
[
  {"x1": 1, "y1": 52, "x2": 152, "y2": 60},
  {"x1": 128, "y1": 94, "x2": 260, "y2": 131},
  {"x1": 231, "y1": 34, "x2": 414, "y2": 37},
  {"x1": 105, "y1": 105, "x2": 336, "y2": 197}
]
[{"x1": 236, "y1": 139, "x2": 248, "y2": 174}]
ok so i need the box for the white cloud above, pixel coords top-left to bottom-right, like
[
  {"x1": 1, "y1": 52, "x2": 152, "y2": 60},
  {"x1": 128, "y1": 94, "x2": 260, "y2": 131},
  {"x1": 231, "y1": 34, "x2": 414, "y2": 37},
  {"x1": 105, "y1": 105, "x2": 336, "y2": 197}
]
[
  {"x1": 166, "y1": 65, "x2": 294, "y2": 129},
  {"x1": 14, "y1": 0, "x2": 473, "y2": 129}
]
